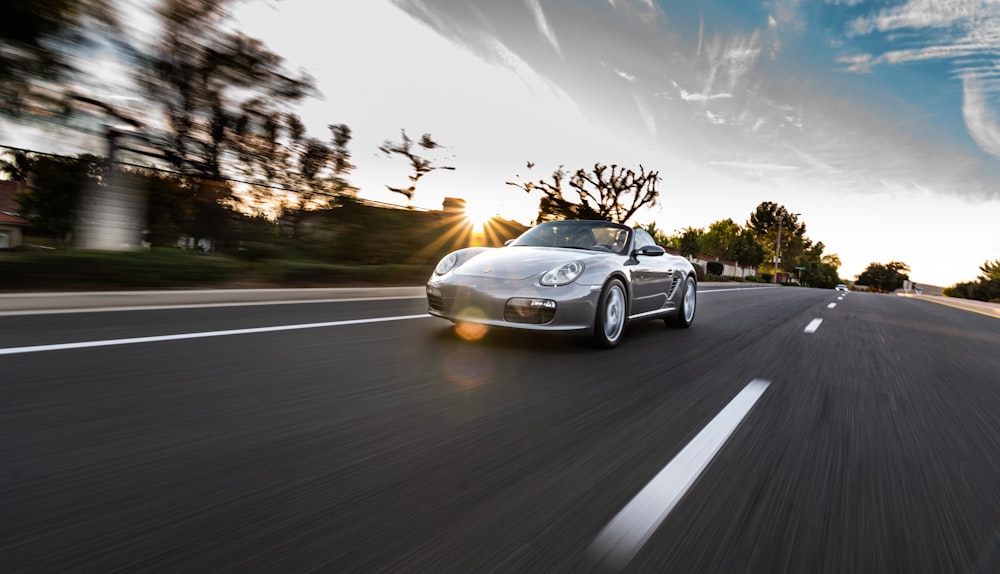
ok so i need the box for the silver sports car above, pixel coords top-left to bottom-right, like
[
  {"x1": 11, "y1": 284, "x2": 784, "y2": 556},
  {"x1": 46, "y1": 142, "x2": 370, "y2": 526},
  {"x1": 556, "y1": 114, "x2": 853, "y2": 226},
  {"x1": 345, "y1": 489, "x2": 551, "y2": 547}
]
[{"x1": 426, "y1": 219, "x2": 697, "y2": 348}]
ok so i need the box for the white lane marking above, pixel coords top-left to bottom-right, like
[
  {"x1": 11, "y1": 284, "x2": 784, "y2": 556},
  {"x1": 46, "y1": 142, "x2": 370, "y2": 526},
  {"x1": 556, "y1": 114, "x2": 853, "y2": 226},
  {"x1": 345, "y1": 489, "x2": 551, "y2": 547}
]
[
  {"x1": 590, "y1": 379, "x2": 770, "y2": 570},
  {"x1": 0, "y1": 296, "x2": 426, "y2": 317},
  {"x1": 0, "y1": 314, "x2": 431, "y2": 356},
  {"x1": 838, "y1": 296, "x2": 844, "y2": 301},
  {"x1": 827, "y1": 303, "x2": 837, "y2": 309},
  {"x1": 804, "y1": 318, "x2": 823, "y2": 333},
  {"x1": 697, "y1": 286, "x2": 777, "y2": 293}
]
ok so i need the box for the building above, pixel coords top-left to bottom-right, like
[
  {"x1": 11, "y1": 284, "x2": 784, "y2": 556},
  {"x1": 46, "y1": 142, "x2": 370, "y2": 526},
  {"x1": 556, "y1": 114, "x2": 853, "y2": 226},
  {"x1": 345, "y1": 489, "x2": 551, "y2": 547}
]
[{"x1": 0, "y1": 181, "x2": 30, "y2": 249}]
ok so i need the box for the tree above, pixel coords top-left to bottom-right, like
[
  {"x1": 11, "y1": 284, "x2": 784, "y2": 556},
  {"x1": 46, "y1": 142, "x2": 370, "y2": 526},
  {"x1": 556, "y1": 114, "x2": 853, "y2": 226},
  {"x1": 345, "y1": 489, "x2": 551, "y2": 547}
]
[
  {"x1": 16, "y1": 154, "x2": 101, "y2": 244},
  {"x1": 676, "y1": 226, "x2": 704, "y2": 258},
  {"x1": 379, "y1": 129, "x2": 455, "y2": 200},
  {"x1": 701, "y1": 218, "x2": 741, "y2": 261},
  {"x1": 141, "y1": 1, "x2": 314, "y2": 182},
  {"x1": 856, "y1": 261, "x2": 910, "y2": 293},
  {"x1": 507, "y1": 162, "x2": 660, "y2": 224},
  {"x1": 0, "y1": 0, "x2": 120, "y2": 117},
  {"x1": 944, "y1": 259, "x2": 1000, "y2": 302},
  {"x1": 0, "y1": 150, "x2": 35, "y2": 182},
  {"x1": 747, "y1": 201, "x2": 805, "y2": 274},
  {"x1": 732, "y1": 227, "x2": 766, "y2": 273}
]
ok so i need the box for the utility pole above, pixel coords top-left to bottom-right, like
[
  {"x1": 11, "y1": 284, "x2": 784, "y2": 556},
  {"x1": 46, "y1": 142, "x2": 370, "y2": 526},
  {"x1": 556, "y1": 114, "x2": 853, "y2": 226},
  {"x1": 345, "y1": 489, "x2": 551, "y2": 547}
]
[{"x1": 772, "y1": 211, "x2": 800, "y2": 284}]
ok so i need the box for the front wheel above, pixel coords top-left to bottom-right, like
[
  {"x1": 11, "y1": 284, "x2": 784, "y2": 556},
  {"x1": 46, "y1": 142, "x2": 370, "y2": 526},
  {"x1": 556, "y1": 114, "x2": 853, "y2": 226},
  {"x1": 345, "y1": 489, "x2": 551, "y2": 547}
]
[
  {"x1": 666, "y1": 276, "x2": 696, "y2": 328},
  {"x1": 593, "y1": 278, "x2": 627, "y2": 348}
]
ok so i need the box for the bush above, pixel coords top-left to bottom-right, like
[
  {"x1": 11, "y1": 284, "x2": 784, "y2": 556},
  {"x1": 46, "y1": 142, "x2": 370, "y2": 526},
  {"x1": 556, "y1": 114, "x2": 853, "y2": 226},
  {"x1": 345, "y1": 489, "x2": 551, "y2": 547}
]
[
  {"x1": 692, "y1": 263, "x2": 705, "y2": 282},
  {"x1": 706, "y1": 261, "x2": 724, "y2": 276}
]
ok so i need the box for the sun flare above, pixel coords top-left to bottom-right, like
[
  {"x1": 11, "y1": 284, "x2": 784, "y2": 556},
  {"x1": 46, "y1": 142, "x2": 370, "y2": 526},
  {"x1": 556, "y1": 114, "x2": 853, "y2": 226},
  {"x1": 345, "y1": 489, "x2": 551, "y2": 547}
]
[{"x1": 463, "y1": 200, "x2": 497, "y2": 234}]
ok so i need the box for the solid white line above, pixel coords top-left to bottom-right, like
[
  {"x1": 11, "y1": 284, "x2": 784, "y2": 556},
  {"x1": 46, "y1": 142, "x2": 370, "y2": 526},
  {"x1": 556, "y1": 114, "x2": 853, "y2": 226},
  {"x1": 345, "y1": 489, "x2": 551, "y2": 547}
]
[
  {"x1": 0, "y1": 296, "x2": 425, "y2": 317},
  {"x1": 0, "y1": 314, "x2": 431, "y2": 356},
  {"x1": 697, "y1": 286, "x2": 777, "y2": 293},
  {"x1": 827, "y1": 303, "x2": 837, "y2": 309},
  {"x1": 590, "y1": 379, "x2": 770, "y2": 570},
  {"x1": 804, "y1": 318, "x2": 823, "y2": 333}
]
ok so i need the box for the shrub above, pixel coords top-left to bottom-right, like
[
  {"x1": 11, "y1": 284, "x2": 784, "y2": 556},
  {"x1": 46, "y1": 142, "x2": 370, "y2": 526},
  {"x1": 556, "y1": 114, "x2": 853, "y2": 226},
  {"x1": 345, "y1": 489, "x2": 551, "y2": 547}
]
[{"x1": 706, "y1": 261, "x2": 724, "y2": 275}]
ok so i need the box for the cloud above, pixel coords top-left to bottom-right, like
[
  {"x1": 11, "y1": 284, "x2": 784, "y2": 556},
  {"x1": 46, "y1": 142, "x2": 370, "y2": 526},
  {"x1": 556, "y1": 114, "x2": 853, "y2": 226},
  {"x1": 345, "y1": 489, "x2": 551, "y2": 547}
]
[
  {"x1": 962, "y1": 75, "x2": 1000, "y2": 160},
  {"x1": 849, "y1": 0, "x2": 985, "y2": 35},
  {"x1": 710, "y1": 160, "x2": 799, "y2": 171},
  {"x1": 525, "y1": 0, "x2": 563, "y2": 59}
]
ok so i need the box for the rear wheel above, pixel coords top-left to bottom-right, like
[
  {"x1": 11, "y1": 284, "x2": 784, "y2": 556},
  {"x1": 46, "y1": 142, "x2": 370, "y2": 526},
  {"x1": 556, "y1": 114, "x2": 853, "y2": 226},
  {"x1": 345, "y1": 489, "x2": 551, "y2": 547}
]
[
  {"x1": 666, "y1": 276, "x2": 696, "y2": 328},
  {"x1": 593, "y1": 278, "x2": 627, "y2": 348}
]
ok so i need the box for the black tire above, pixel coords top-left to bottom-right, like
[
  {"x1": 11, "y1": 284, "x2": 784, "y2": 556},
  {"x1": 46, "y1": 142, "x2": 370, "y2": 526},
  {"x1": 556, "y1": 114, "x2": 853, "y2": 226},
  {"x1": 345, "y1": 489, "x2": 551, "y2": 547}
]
[
  {"x1": 593, "y1": 278, "x2": 628, "y2": 348},
  {"x1": 666, "y1": 275, "x2": 696, "y2": 328}
]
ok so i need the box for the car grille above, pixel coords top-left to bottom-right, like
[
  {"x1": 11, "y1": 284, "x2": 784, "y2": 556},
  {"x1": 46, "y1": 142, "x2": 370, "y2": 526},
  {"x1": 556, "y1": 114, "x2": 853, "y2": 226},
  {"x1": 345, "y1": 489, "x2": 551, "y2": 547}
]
[{"x1": 427, "y1": 293, "x2": 444, "y2": 312}]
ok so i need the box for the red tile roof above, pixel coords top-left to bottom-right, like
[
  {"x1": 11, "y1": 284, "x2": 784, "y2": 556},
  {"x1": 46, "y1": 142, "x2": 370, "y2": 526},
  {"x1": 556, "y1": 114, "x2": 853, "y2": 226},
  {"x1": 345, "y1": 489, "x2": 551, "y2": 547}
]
[{"x1": 0, "y1": 212, "x2": 29, "y2": 225}]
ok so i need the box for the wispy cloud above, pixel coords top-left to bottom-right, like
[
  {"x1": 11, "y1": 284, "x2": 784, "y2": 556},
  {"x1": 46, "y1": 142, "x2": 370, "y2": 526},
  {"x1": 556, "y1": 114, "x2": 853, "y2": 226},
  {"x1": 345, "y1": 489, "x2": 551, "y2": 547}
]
[
  {"x1": 710, "y1": 160, "x2": 799, "y2": 171},
  {"x1": 962, "y1": 75, "x2": 1000, "y2": 160},
  {"x1": 525, "y1": 0, "x2": 563, "y2": 59}
]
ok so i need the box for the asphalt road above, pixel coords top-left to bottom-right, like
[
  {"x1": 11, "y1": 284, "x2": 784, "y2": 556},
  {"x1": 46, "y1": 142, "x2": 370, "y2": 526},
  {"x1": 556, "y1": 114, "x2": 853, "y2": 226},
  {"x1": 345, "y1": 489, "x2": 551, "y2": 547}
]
[{"x1": 2, "y1": 286, "x2": 999, "y2": 573}]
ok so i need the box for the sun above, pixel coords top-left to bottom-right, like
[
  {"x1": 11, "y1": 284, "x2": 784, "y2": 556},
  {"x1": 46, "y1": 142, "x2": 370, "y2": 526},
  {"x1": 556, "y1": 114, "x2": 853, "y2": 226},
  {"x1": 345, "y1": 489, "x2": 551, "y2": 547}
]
[{"x1": 463, "y1": 199, "x2": 498, "y2": 233}]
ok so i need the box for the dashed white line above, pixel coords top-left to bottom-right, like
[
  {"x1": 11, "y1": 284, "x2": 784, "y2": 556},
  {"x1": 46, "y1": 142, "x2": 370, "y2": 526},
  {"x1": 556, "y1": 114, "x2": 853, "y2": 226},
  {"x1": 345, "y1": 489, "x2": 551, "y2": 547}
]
[
  {"x1": 804, "y1": 318, "x2": 823, "y2": 333},
  {"x1": 590, "y1": 379, "x2": 771, "y2": 570},
  {"x1": 827, "y1": 303, "x2": 837, "y2": 309},
  {"x1": 0, "y1": 314, "x2": 431, "y2": 356}
]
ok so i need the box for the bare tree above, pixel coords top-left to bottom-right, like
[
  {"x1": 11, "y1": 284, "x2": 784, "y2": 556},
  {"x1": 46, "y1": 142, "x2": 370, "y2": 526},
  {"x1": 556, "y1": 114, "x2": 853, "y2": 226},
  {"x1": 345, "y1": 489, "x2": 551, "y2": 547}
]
[
  {"x1": 507, "y1": 162, "x2": 660, "y2": 224},
  {"x1": 379, "y1": 129, "x2": 454, "y2": 200}
]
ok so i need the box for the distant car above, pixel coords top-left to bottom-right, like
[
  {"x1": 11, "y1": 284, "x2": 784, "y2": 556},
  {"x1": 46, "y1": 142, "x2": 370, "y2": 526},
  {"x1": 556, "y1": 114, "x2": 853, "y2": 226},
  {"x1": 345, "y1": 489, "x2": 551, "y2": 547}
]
[
  {"x1": 835, "y1": 283, "x2": 848, "y2": 292},
  {"x1": 426, "y1": 220, "x2": 697, "y2": 348}
]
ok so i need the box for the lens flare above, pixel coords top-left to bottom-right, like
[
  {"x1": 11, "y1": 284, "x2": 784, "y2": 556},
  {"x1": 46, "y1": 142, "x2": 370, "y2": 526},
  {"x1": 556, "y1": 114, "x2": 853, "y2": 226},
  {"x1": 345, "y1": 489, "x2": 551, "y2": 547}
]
[
  {"x1": 454, "y1": 306, "x2": 489, "y2": 341},
  {"x1": 455, "y1": 321, "x2": 489, "y2": 341}
]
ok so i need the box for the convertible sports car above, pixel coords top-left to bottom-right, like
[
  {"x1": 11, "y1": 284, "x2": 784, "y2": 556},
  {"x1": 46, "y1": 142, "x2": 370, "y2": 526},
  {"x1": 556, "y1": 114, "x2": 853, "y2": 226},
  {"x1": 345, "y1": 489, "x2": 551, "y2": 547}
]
[{"x1": 426, "y1": 220, "x2": 697, "y2": 348}]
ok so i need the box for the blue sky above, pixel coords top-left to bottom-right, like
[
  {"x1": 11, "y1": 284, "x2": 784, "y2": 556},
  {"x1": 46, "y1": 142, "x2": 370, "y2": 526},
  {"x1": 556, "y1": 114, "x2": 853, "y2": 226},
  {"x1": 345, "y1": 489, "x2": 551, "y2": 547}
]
[{"x1": 5, "y1": 0, "x2": 999, "y2": 286}]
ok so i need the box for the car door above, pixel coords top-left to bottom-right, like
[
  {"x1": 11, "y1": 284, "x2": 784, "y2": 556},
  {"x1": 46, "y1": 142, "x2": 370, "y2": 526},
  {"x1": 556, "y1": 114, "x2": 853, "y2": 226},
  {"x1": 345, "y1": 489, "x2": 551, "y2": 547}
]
[{"x1": 628, "y1": 229, "x2": 673, "y2": 315}]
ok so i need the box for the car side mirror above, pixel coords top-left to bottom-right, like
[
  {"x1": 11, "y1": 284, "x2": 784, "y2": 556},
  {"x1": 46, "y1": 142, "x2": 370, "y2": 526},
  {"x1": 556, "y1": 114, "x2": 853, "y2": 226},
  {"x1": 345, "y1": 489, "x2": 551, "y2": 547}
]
[
  {"x1": 636, "y1": 245, "x2": 665, "y2": 256},
  {"x1": 504, "y1": 239, "x2": 514, "y2": 246}
]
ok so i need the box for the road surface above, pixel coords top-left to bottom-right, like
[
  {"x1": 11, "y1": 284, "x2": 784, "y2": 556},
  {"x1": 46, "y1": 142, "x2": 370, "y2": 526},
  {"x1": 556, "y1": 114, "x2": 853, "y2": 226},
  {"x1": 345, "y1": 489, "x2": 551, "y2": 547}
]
[{"x1": 2, "y1": 286, "x2": 999, "y2": 573}]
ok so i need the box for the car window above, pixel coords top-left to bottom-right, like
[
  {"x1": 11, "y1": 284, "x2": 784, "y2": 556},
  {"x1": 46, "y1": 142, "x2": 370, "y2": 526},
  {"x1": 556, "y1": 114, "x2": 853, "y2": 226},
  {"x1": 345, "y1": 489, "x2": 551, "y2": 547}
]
[
  {"x1": 509, "y1": 221, "x2": 630, "y2": 253},
  {"x1": 633, "y1": 228, "x2": 655, "y2": 249}
]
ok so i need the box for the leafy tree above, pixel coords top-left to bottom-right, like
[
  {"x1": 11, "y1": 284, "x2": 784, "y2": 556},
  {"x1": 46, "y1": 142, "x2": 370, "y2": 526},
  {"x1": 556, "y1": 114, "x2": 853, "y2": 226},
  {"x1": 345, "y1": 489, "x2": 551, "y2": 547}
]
[
  {"x1": 732, "y1": 227, "x2": 766, "y2": 272},
  {"x1": 748, "y1": 201, "x2": 805, "y2": 274},
  {"x1": 676, "y1": 226, "x2": 704, "y2": 258},
  {"x1": 379, "y1": 129, "x2": 454, "y2": 200},
  {"x1": 0, "y1": 150, "x2": 35, "y2": 181},
  {"x1": 141, "y1": 1, "x2": 314, "y2": 180},
  {"x1": 794, "y1": 241, "x2": 842, "y2": 288},
  {"x1": 507, "y1": 162, "x2": 660, "y2": 224},
  {"x1": 856, "y1": 261, "x2": 910, "y2": 293},
  {"x1": 16, "y1": 154, "x2": 101, "y2": 244},
  {"x1": 944, "y1": 260, "x2": 1000, "y2": 301},
  {"x1": 0, "y1": 0, "x2": 119, "y2": 117},
  {"x1": 701, "y1": 218, "x2": 741, "y2": 261}
]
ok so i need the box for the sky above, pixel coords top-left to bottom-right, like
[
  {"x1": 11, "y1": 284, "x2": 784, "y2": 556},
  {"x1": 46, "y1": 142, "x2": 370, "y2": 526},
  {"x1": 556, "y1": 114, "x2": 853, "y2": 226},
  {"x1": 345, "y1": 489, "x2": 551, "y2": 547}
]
[
  {"x1": 228, "y1": 0, "x2": 1000, "y2": 287},
  {"x1": 5, "y1": 0, "x2": 1000, "y2": 287}
]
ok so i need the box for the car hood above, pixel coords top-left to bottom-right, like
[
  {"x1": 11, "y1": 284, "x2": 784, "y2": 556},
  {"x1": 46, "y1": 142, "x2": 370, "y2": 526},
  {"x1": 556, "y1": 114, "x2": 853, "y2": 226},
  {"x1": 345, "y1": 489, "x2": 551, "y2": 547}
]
[{"x1": 453, "y1": 247, "x2": 607, "y2": 280}]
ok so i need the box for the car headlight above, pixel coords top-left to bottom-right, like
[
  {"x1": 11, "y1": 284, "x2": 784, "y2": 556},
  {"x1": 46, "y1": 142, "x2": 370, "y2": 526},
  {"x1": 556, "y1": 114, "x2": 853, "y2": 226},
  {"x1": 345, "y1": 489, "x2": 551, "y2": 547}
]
[
  {"x1": 434, "y1": 252, "x2": 459, "y2": 275},
  {"x1": 540, "y1": 261, "x2": 585, "y2": 286}
]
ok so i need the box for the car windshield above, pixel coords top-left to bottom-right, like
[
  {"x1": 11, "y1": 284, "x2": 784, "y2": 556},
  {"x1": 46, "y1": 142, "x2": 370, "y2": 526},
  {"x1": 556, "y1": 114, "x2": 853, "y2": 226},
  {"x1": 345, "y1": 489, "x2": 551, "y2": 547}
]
[{"x1": 508, "y1": 221, "x2": 630, "y2": 254}]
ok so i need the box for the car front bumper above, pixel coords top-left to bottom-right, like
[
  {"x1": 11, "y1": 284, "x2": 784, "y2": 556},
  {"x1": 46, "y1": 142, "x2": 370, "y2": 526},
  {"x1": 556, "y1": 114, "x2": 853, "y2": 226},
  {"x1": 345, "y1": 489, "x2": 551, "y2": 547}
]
[{"x1": 426, "y1": 275, "x2": 603, "y2": 332}]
